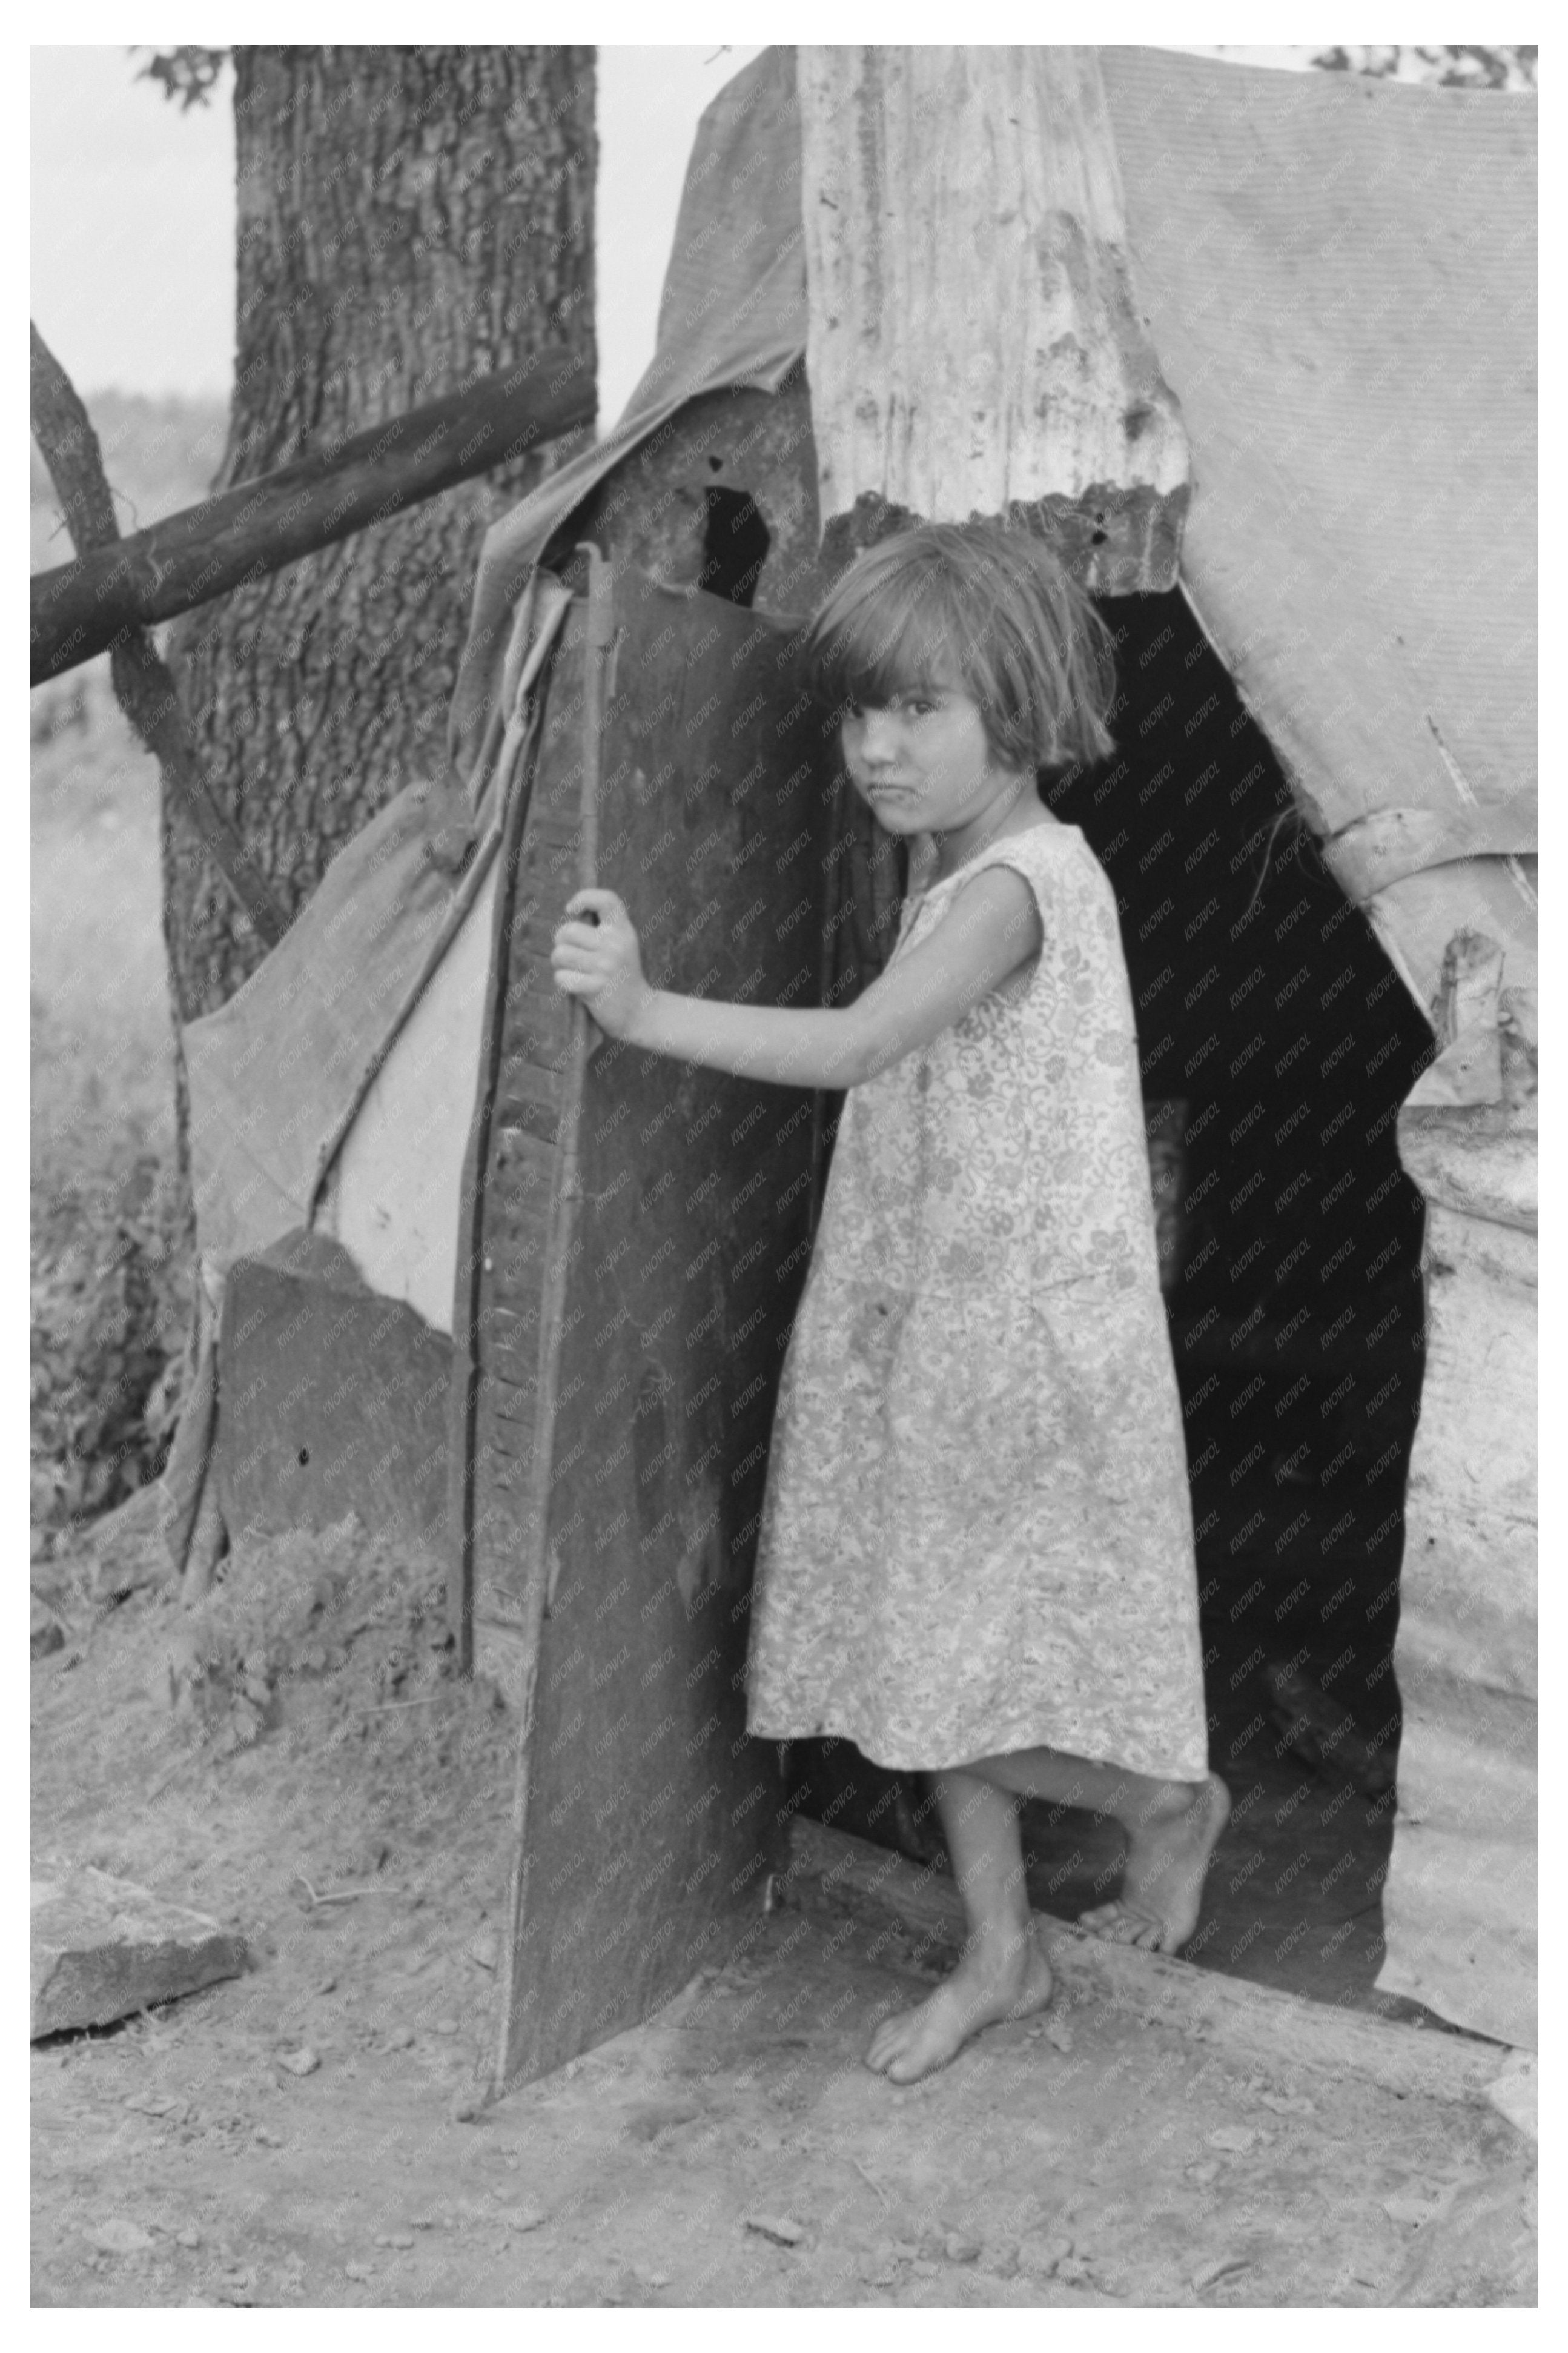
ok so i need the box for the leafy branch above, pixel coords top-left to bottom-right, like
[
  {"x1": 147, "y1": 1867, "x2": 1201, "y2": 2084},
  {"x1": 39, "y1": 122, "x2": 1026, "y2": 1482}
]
[
  {"x1": 1311, "y1": 45, "x2": 1537, "y2": 92},
  {"x1": 131, "y1": 47, "x2": 230, "y2": 110}
]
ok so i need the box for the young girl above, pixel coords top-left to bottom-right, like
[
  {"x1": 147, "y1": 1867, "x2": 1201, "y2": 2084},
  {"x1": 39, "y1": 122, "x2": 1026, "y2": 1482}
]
[{"x1": 552, "y1": 522, "x2": 1228, "y2": 2086}]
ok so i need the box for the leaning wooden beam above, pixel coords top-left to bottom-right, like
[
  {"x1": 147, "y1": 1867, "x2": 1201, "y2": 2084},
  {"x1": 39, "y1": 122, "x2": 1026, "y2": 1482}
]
[
  {"x1": 29, "y1": 323, "x2": 287, "y2": 948},
  {"x1": 30, "y1": 346, "x2": 595, "y2": 686},
  {"x1": 780, "y1": 1816, "x2": 1511, "y2": 2107}
]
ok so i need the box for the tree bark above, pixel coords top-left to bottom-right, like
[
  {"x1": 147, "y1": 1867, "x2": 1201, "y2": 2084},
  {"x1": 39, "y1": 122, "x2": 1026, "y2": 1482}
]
[{"x1": 164, "y1": 44, "x2": 596, "y2": 1023}]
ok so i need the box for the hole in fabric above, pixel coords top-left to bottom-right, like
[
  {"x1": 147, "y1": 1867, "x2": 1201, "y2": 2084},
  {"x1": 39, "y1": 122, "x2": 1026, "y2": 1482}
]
[{"x1": 700, "y1": 488, "x2": 770, "y2": 607}]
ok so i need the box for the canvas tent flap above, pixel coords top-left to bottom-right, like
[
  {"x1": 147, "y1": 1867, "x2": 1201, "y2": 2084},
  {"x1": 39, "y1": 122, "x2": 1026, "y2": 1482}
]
[
  {"x1": 183, "y1": 780, "x2": 468, "y2": 1280},
  {"x1": 182, "y1": 582, "x2": 572, "y2": 1289},
  {"x1": 1324, "y1": 800, "x2": 1538, "y2": 906},
  {"x1": 168, "y1": 776, "x2": 468, "y2": 1575},
  {"x1": 448, "y1": 43, "x2": 807, "y2": 785},
  {"x1": 166, "y1": 554, "x2": 572, "y2": 1582},
  {"x1": 1096, "y1": 49, "x2": 1536, "y2": 1017},
  {"x1": 1374, "y1": 1160, "x2": 1537, "y2": 2048},
  {"x1": 311, "y1": 857, "x2": 500, "y2": 1333}
]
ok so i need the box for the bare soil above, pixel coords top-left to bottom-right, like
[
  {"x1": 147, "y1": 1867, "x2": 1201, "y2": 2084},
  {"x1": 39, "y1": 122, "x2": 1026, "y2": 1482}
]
[{"x1": 31, "y1": 1520, "x2": 1534, "y2": 2309}]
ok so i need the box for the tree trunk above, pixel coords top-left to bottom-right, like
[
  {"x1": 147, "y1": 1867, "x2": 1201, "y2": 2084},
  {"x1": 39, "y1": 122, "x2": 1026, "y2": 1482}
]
[{"x1": 165, "y1": 44, "x2": 595, "y2": 1023}]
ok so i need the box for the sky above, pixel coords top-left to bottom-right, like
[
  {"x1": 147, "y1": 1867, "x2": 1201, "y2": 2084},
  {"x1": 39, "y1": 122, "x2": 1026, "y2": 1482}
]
[
  {"x1": 31, "y1": 44, "x2": 1334, "y2": 424},
  {"x1": 31, "y1": 47, "x2": 239, "y2": 402}
]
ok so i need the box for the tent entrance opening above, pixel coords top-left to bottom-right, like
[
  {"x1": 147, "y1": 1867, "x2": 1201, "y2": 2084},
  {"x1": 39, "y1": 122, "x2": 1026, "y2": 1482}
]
[{"x1": 784, "y1": 584, "x2": 1437, "y2": 2014}]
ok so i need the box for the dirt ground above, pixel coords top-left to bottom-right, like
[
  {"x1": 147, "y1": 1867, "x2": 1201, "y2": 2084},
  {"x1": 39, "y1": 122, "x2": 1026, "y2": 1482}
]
[{"x1": 31, "y1": 1521, "x2": 1535, "y2": 2309}]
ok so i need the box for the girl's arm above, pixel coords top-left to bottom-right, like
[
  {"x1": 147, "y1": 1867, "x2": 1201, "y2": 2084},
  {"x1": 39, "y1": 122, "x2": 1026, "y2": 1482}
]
[{"x1": 551, "y1": 866, "x2": 1044, "y2": 1089}]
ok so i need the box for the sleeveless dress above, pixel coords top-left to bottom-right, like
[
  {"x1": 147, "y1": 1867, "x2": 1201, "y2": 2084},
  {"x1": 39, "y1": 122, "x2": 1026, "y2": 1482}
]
[{"x1": 744, "y1": 820, "x2": 1209, "y2": 1783}]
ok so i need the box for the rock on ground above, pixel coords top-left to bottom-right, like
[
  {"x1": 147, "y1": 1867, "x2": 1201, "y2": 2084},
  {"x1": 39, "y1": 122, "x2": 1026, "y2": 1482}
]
[
  {"x1": 31, "y1": 1867, "x2": 248, "y2": 2039},
  {"x1": 31, "y1": 1596, "x2": 67, "y2": 1660}
]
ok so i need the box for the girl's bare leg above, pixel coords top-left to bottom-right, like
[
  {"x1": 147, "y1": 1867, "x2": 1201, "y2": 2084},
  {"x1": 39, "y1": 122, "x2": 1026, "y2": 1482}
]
[
  {"x1": 864, "y1": 1770, "x2": 1053, "y2": 2084},
  {"x1": 960, "y1": 1745, "x2": 1229, "y2": 1951}
]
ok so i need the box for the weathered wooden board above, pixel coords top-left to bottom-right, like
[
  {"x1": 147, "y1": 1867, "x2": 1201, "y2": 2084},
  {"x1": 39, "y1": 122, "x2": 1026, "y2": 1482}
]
[
  {"x1": 468, "y1": 571, "x2": 846, "y2": 2091},
  {"x1": 448, "y1": 602, "x2": 588, "y2": 1678},
  {"x1": 798, "y1": 45, "x2": 1189, "y2": 591},
  {"x1": 216, "y1": 1235, "x2": 451, "y2": 1546}
]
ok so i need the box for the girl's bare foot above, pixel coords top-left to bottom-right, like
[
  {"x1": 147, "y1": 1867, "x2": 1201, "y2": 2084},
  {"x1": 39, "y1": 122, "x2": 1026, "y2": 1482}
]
[
  {"x1": 864, "y1": 1923, "x2": 1053, "y2": 2085},
  {"x1": 1078, "y1": 1772, "x2": 1230, "y2": 1951}
]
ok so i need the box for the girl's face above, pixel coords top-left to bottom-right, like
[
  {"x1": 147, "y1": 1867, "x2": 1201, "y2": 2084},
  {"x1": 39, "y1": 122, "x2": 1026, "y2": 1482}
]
[{"x1": 841, "y1": 677, "x2": 1026, "y2": 840}]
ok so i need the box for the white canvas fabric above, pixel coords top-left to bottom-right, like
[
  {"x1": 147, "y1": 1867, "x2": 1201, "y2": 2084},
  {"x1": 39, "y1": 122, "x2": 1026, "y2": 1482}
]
[{"x1": 1099, "y1": 48, "x2": 1537, "y2": 1021}]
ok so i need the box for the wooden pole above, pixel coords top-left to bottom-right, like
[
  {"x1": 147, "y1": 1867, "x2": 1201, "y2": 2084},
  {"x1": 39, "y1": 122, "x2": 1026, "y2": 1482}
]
[
  {"x1": 28, "y1": 323, "x2": 287, "y2": 948},
  {"x1": 30, "y1": 347, "x2": 596, "y2": 686}
]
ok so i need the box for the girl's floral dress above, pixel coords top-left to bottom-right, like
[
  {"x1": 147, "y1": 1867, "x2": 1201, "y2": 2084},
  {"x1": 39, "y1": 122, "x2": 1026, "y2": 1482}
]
[{"x1": 746, "y1": 820, "x2": 1209, "y2": 1782}]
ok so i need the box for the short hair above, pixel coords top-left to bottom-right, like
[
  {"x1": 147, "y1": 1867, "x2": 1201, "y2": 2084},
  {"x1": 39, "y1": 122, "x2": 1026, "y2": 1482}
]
[{"x1": 803, "y1": 519, "x2": 1117, "y2": 773}]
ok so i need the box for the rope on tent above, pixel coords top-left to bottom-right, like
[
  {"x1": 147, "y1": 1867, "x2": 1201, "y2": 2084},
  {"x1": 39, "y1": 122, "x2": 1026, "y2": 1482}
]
[{"x1": 1239, "y1": 805, "x2": 1308, "y2": 923}]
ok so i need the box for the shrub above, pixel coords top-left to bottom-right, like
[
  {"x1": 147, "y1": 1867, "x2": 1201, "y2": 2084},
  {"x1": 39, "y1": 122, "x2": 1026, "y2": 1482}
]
[{"x1": 29, "y1": 1152, "x2": 192, "y2": 1559}]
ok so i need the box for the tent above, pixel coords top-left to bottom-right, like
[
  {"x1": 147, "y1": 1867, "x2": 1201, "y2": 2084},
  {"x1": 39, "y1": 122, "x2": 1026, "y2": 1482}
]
[{"x1": 165, "y1": 44, "x2": 1536, "y2": 2086}]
